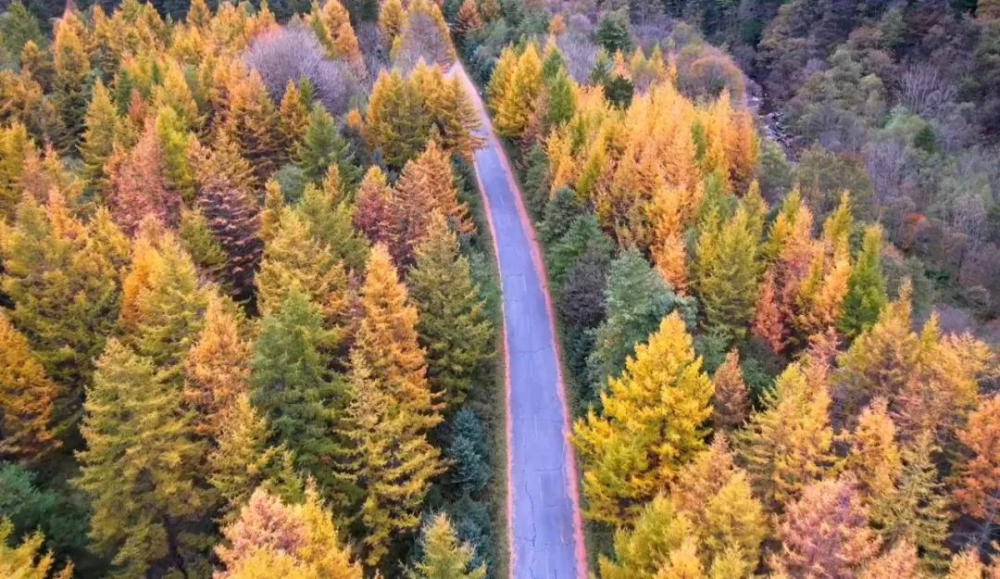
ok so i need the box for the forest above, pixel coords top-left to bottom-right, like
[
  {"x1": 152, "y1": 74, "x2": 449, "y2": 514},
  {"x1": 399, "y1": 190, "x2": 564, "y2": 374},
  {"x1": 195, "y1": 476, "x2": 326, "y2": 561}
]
[{"x1": 0, "y1": 0, "x2": 998, "y2": 578}]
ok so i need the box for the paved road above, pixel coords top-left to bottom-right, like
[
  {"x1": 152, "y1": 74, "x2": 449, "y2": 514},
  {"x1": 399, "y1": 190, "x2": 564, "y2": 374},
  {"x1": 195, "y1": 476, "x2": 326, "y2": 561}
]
[{"x1": 452, "y1": 65, "x2": 587, "y2": 579}]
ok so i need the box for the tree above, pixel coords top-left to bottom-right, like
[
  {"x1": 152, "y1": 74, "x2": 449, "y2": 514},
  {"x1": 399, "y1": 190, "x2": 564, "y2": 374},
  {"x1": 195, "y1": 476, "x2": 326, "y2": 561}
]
[
  {"x1": 445, "y1": 408, "x2": 491, "y2": 496},
  {"x1": 859, "y1": 541, "x2": 921, "y2": 579},
  {"x1": 494, "y1": 44, "x2": 543, "y2": 138},
  {"x1": 310, "y1": 0, "x2": 363, "y2": 67},
  {"x1": 1, "y1": 195, "x2": 127, "y2": 426},
  {"x1": 711, "y1": 349, "x2": 750, "y2": 431},
  {"x1": 872, "y1": 434, "x2": 951, "y2": 573},
  {"x1": 106, "y1": 121, "x2": 180, "y2": 236},
  {"x1": 411, "y1": 514, "x2": 487, "y2": 579},
  {"x1": 75, "y1": 339, "x2": 208, "y2": 579},
  {"x1": 297, "y1": 106, "x2": 358, "y2": 184},
  {"x1": 183, "y1": 295, "x2": 251, "y2": 439},
  {"x1": 52, "y1": 14, "x2": 91, "y2": 147},
  {"x1": 255, "y1": 208, "x2": 351, "y2": 348},
  {"x1": 0, "y1": 519, "x2": 72, "y2": 579},
  {"x1": 208, "y1": 393, "x2": 301, "y2": 522},
  {"x1": 752, "y1": 268, "x2": 786, "y2": 353},
  {"x1": 739, "y1": 362, "x2": 834, "y2": 510},
  {"x1": 838, "y1": 225, "x2": 888, "y2": 338},
  {"x1": 277, "y1": 81, "x2": 310, "y2": 159},
  {"x1": 220, "y1": 70, "x2": 281, "y2": 183},
  {"x1": 197, "y1": 175, "x2": 263, "y2": 302},
  {"x1": 215, "y1": 487, "x2": 363, "y2": 579},
  {"x1": 353, "y1": 244, "x2": 443, "y2": 431},
  {"x1": 80, "y1": 79, "x2": 120, "y2": 190},
  {"x1": 296, "y1": 174, "x2": 370, "y2": 271},
  {"x1": 598, "y1": 495, "x2": 694, "y2": 579},
  {"x1": 573, "y1": 313, "x2": 713, "y2": 525},
  {"x1": 343, "y1": 354, "x2": 445, "y2": 567},
  {"x1": 380, "y1": 0, "x2": 405, "y2": 40},
  {"x1": 0, "y1": 314, "x2": 59, "y2": 463},
  {"x1": 845, "y1": 398, "x2": 903, "y2": 504},
  {"x1": 587, "y1": 249, "x2": 697, "y2": 393},
  {"x1": 694, "y1": 205, "x2": 763, "y2": 339},
  {"x1": 953, "y1": 394, "x2": 1000, "y2": 549},
  {"x1": 773, "y1": 477, "x2": 881, "y2": 579},
  {"x1": 408, "y1": 214, "x2": 493, "y2": 410},
  {"x1": 250, "y1": 290, "x2": 347, "y2": 506}
]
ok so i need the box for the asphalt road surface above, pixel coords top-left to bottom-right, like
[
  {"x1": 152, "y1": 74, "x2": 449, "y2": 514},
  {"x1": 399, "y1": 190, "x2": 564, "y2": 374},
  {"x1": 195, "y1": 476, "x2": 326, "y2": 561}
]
[{"x1": 452, "y1": 65, "x2": 587, "y2": 579}]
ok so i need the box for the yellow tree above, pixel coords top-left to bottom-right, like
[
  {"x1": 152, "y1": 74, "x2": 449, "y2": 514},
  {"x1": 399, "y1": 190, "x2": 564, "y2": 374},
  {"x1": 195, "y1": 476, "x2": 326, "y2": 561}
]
[
  {"x1": 572, "y1": 312, "x2": 714, "y2": 525},
  {"x1": 711, "y1": 349, "x2": 750, "y2": 431},
  {"x1": 494, "y1": 44, "x2": 543, "y2": 138},
  {"x1": 954, "y1": 394, "x2": 1000, "y2": 547},
  {"x1": 0, "y1": 313, "x2": 59, "y2": 462},
  {"x1": 739, "y1": 362, "x2": 835, "y2": 510},
  {"x1": 844, "y1": 398, "x2": 903, "y2": 504}
]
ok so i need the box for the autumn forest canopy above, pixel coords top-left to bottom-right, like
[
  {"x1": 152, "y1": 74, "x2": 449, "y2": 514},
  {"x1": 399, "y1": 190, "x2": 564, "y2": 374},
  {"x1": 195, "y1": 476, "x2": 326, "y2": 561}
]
[{"x1": 0, "y1": 0, "x2": 998, "y2": 578}]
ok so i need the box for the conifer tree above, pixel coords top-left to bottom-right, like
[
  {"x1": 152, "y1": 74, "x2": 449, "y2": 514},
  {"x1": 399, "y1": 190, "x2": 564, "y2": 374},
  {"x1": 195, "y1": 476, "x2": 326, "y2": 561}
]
[
  {"x1": 573, "y1": 312, "x2": 713, "y2": 525},
  {"x1": 154, "y1": 106, "x2": 197, "y2": 203},
  {"x1": 774, "y1": 477, "x2": 881, "y2": 579},
  {"x1": 215, "y1": 487, "x2": 363, "y2": 579},
  {"x1": 260, "y1": 179, "x2": 285, "y2": 245},
  {"x1": 208, "y1": 393, "x2": 302, "y2": 522},
  {"x1": 953, "y1": 394, "x2": 1000, "y2": 548},
  {"x1": 250, "y1": 289, "x2": 347, "y2": 505},
  {"x1": 702, "y1": 470, "x2": 766, "y2": 574},
  {"x1": 130, "y1": 233, "x2": 210, "y2": 386},
  {"x1": 256, "y1": 208, "x2": 351, "y2": 347},
  {"x1": 184, "y1": 295, "x2": 252, "y2": 439},
  {"x1": 343, "y1": 354, "x2": 445, "y2": 567},
  {"x1": 178, "y1": 207, "x2": 230, "y2": 289},
  {"x1": 845, "y1": 398, "x2": 903, "y2": 503},
  {"x1": 711, "y1": 349, "x2": 750, "y2": 431},
  {"x1": 0, "y1": 313, "x2": 59, "y2": 462},
  {"x1": 739, "y1": 362, "x2": 834, "y2": 510},
  {"x1": 52, "y1": 14, "x2": 91, "y2": 147},
  {"x1": 76, "y1": 339, "x2": 208, "y2": 579},
  {"x1": 453, "y1": 0, "x2": 483, "y2": 42},
  {"x1": 408, "y1": 214, "x2": 493, "y2": 410},
  {"x1": 694, "y1": 205, "x2": 762, "y2": 339},
  {"x1": 1, "y1": 194, "x2": 127, "y2": 425},
  {"x1": 494, "y1": 44, "x2": 543, "y2": 138},
  {"x1": 354, "y1": 244, "x2": 443, "y2": 430},
  {"x1": 859, "y1": 541, "x2": 921, "y2": 579},
  {"x1": 598, "y1": 495, "x2": 694, "y2": 579},
  {"x1": 0, "y1": 123, "x2": 32, "y2": 218},
  {"x1": 80, "y1": 78, "x2": 120, "y2": 190},
  {"x1": 396, "y1": 141, "x2": 474, "y2": 236},
  {"x1": 0, "y1": 519, "x2": 73, "y2": 579},
  {"x1": 106, "y1": 121, "x2": 180, "y2": 236},
  {"x1": 197, "y1": 174, "x2": 264, "y2": 301},
  {"x1": 296, "y1": 178, "x2": 370, "y2": 272},
  {"x1": 297, "y1": 106, "x2": 357, "y2": 183},
  {"x1": 278, "y1": 81, "x2": 310, "y2": 159},
  {"x1": 872, "y1": 434, "x2": 951, "y2": 573},
  {"x1": 838, "y1": 225, "x2": 888, "y2": 338},
  {"x1": 412, "y1": 514, "x2": 487, "y2": 579}
]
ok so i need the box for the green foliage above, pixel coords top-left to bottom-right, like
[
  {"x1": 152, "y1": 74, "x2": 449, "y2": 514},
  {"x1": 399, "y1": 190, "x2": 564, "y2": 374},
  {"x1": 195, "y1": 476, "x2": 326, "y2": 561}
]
[
  {"x1": 587, "y1": 249, "x2": 697, "y2": 396},
  {"x1": 838, "y1": 225, "x2": 887, "y2": 337},
  {"x1": 444, "y1": 409, "x2": 491, "y2": 496},
  {"x1": 595, "y1": 11, "x2": 633, "y2": 54},
  {"x1": 539, "y1": 186, "x2": 584, "y2": 245},
  {"x1": 297, "y1": 106, "x2": 359, "y2": 184},
  {"x1": 546, "y1": 214, "x2": 615, "y2": 289}
]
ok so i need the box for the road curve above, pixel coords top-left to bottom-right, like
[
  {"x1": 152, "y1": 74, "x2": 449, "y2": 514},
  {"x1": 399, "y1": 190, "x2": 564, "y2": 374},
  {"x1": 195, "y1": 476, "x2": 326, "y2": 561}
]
[{"x1": 451, "y1": 64, "x2": 588, "y2": 579}]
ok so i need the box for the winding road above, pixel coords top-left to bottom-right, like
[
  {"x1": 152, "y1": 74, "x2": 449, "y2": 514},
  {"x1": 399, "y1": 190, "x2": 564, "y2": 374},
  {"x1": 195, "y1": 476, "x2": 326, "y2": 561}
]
[{"x1": 452, "y1": 65, "x2": 588, "y2": 579}]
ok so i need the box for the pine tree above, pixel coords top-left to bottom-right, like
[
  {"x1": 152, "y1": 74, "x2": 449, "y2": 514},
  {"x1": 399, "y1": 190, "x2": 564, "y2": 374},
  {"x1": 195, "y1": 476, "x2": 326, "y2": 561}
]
[
  {"x1": 220, "y1": 70, "x2": 281, "y2": 183},
  {"x1": 215, "y1": 487, "x2": 363, "y2": 579},
  {"x1": 396, "y1": 141, "x2": 474, "y2": 237},
  {"x1": 278, "y1": 81, "x2": 310, "y2": 160},
  {"x1": 297, "y1": 106, "x2": 357, "y2": 183},
  {"x1": 106, "y1": 120, "x2": 180, "y2": 236},
  {"x1": 495, "y1": 44, "x2": 543, "y2": 138},
  {"x1": 80, "y1": 79, "x2": 120, "y2": 190},
  {"x1": 197, "y1": 174, "x2": 264, "y2": 302},
  {"x1": 343, "y1": 354, "x2": 445, "y2": 567},
  {"x1": 453, "y1": 0, "x2": 483, "y2": 42},
  {"x1": 183, "y1": 295, "x2": 252, "y2": 439},
  {"x1": 0, "y1": 313, "x2": 59, "y2": 462},
  {"x1": 598, "y1": 495, "x2": 694, "y2": 579},
  {"x1": 838, "y1": 225, "x2": 888, "y2": 338},
  {"x1": 711, "y1": 349, "x2": 750, "y2": 431},
  {"x1": 295, "y1": 178, "x2": 370, "y2": 272},
  {"x1": 701, "y1": 471, "x2": 766, "y2": 574},
  {"x1": 411, "y1": 514, "x2": 487, "y2": 579},
  {"x1": 845, "y1": 398, "x2": 903, "y2": 503},
  {"x1": 260, "y1": 179, "x2": 285, "y2": 246},
  {"x1": 178, "y1": 207, "x2": 230, "y2": 289},
  {"x1": 694, "y1": 205, "x2": 762, "y2": 339},
  {"x1": 154, "y1": 106, "x2": 197, "y2": 203},
  {"x1": 573, "y1": 312, "x2": 713, "y2": 525},
  {"x1": 250, "y1": 289, "x2": 348, "y2": 506},
  {"x1": 379, "y1": 0, "x2": 405, "y2": 41},
  {"x1": 774, "y1": 477, "x2": 881, "y2": 579},
  {"x1": 0, "y1": 123, "x2": 32, "y2": 219},
  {"x1": 52, "y1": 14, "x2": 91, "y2": 147},
  {"x1": 739, "y1": 362, "x2": 834, "y2": 510},
  {"x1": 208, "y1": 393, "x2": 302, "y2": 522},
  {"x1": 75, "y1": 339, "x2": 208, "y2": 579},
  {"x1": 129, "y1": 233, "x2": 210, "y2": 386},
  {"x1": 353, "y1": 244, "x2": 443, "y2": 431},
  {"x1": 953, "y1": 394, "x2": 1000, "y2": 548},
  {"x1": 1, "y1": 194, "x2": 127, "y2": 426},
  {"x1": 859, "y1": 541, "x2": 921, "y2": 579},
  {"x1": 0, "y1": 519, "x2": 73, "y2": 579},
  {"x1": 408, "y1": 214, "x2": 493, "y2": 410},
  {"x1": 256, "y1": 208, "x2": 351, "y2": 347},
  {"x1": 872, "y1": 434, "x2": 951, "y2": 573}
]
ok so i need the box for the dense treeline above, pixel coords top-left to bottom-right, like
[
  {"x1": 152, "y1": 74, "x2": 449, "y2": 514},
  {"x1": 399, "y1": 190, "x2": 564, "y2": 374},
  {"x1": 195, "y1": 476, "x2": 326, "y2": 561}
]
[
  {"x1": 451, "y1": 0, "x2": 1000, "y2": 574},
  {"x1": 0, "y1": 1, "x2": 502, "y2": 577}
]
